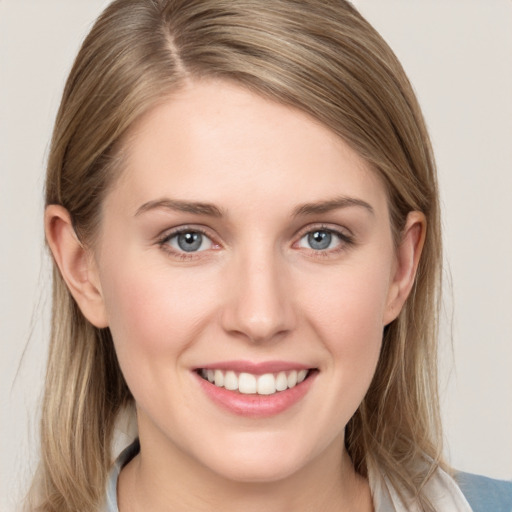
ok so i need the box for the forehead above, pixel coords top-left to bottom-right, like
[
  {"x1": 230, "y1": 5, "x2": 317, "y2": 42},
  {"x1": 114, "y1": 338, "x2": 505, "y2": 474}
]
[{"x1": 108, "y1": 79, "x2": 388, "y2": 217}]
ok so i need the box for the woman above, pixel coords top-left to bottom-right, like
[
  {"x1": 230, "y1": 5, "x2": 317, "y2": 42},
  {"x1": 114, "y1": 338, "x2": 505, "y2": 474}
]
[{"x1": 27, "y1": 0, "x2": 512, "y2": 511}]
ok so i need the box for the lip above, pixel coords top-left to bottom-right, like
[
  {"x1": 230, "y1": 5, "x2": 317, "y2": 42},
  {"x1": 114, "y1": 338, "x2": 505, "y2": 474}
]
[
  {"x1": 193, "y1": 362, "x2": 317, "y2": 418},
  {"x1": 197, "y1": 360, "x2": 311, "y2": 375}
]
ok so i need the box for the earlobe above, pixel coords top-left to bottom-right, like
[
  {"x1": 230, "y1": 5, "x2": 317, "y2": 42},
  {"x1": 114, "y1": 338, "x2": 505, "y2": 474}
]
[
  {"x1": 383, "y1": 211, "x2": 426, "y2": 325},
  {"x1": 44, "y1": 205, "x2": 109, "y2": 328}
]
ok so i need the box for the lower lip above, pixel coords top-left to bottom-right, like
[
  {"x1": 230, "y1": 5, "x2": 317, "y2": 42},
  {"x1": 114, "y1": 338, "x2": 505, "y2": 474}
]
[{"x1": 194, "y1": 371, "x2": 317, "y2": 418}]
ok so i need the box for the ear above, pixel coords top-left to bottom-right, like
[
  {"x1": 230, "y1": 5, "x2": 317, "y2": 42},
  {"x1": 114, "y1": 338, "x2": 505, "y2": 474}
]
[
  {"x1": 383, "y1": 211, "x2": 426, "y2": 326},
  {"x1": 44, "y1": 205, "x2": 108, "y2": 328}
]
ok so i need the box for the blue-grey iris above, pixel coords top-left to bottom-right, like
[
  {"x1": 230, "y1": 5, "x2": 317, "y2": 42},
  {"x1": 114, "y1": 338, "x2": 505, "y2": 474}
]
[
  {"x1": 308, "y1": 230, "x2": 332, "y2": 250},
  {"x1": 177, "y1": 232, "x2": 203, "y2": 252}
]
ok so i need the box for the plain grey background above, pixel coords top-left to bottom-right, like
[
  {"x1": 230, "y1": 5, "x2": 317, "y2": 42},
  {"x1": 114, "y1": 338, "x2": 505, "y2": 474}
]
[{"x1": 1, "y1": 1, "x2": 511, "y2": 510}]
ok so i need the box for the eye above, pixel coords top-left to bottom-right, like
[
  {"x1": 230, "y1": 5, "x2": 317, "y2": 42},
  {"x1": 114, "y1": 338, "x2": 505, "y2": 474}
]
[
  {"x1": 166, "y1": 230, "x2": 214, "y2": 253},
  {"x1": 297, "y1": 229, "x2": 348, "y2": 251}
]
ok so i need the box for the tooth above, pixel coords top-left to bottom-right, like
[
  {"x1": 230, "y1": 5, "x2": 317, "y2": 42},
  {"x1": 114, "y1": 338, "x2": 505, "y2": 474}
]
[
  {"x1": 211, "y1": 368, "x2": 307, "y2": 394},
  {"x1": 287, "y1": 370, "x2": 298, "y2": 388},
  {"x1": 257, "y1": 373, "x2": 277, "y2": 395},
  {"x1": 214, "y1": 369, "x2": 224, "y2": 387},
  {"x1": 297, "y1": 369, "x2": 308, "y2": 383},
  {"x1": 275, "y1": 371, "x2": 288, "y2": 391},
  {"x1": 224, "y1": 371, "x2": 238, "y2": 391},
  {"x1": 239, "y1": 372, "x2": 257, "y2": 394}
]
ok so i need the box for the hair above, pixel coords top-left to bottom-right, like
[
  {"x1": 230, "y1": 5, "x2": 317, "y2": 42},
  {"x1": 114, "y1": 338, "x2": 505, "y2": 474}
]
[{"x1": 30, "y1": 0, "x2": 444, "y2": 510}]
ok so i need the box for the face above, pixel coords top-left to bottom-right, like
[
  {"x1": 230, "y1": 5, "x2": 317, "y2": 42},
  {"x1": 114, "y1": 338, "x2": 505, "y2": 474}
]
[{"x1": 92, "y1": 79, "x2": 404, "y2": 483}]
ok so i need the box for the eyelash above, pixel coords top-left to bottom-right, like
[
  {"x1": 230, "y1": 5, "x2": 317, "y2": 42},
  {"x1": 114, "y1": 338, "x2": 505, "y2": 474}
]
[
  {"x1": 157, "y1": 226, "x2": 217, "y2": 261},
  {"x1": 295, "y1": 224, "x2": 355, "y2": 258},
  {"x1": 156, "y1": 224, "x2": 355, "y2": 260}
]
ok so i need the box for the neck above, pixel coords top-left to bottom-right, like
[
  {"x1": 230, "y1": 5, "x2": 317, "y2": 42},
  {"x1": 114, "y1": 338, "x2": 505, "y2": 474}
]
[{"x1": 118, "y1": 420, "x2": 373, "y2": 512}]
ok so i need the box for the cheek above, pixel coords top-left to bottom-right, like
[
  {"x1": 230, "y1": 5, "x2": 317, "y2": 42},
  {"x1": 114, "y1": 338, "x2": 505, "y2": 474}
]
[
  {"x1": 305, "y1": 262, "x2": 391, "y2": 343},
  {"x1": 297, "y1": 255, "x2": 393, "y2": 392},
  {"x1": 286, "y1": 257, "x2": 393, "y2": 443},
  {"x1": 98, "y1": 256, "x2": 218, "y2": 383}
]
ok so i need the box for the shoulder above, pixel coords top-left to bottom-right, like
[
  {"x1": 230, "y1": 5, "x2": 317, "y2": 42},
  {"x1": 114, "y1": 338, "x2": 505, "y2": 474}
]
[{"x1": 455, "y1": 471, "x2": 512, "y2": 512}]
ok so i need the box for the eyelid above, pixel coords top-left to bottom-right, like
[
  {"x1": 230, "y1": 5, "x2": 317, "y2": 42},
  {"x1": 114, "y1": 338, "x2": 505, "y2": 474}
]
[
  {"x1": 155, "y1": 223, "x2": 354, "y2": 260},
  {"x1": 293, "y1": 223, "x2": 355, "y2": 253},
  {"x1": 157, "y1": 224, "x2": 217, "y2": 242},
  {"x1": 293, "y1": 223, "x2": 354, "y2": 242},
  {"x1": 156, "y1": 225, "x2": 221, "y2": 259}
]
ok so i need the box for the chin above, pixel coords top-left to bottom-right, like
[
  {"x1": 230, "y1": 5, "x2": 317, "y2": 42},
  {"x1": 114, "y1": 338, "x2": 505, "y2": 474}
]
[
  {"x1": 192, "y1": 433, "x2": 315, "y2": 484},
  {"x1": 208, "y1": 456, "x2": 307, "y2": 484}
]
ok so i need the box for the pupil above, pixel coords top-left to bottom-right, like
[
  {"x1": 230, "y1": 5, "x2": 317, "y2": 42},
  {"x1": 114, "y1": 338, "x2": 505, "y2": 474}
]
[
  {"x1": 308, "y1": 230, "x2": 331, "y2": 250},
  {"x1": 178, "y1": 232, "x2": 202, "y2": 252}
]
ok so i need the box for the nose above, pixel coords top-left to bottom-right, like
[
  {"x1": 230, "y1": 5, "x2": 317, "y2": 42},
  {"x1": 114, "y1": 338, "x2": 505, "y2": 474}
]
[{"x1": 220, "y1": 248, "x2": 296, "y2": 344}]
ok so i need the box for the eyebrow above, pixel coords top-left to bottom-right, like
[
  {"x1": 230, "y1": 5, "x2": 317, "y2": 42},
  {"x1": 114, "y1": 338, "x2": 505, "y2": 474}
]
[
  {"x1": 292, "y1": 196, "x2": 374, "y2": 217},
  {"x1": 135, "y1": 198, "x2": 224, "y2": 218},
  {"x1": 135, "y1": 195, "x2": 374, "y2": 219}
]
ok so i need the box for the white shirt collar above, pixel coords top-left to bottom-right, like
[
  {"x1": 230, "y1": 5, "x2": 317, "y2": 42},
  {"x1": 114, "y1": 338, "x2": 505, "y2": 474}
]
[{"x1": 368, "y1": 461, "x2": 473, "y2": 511}]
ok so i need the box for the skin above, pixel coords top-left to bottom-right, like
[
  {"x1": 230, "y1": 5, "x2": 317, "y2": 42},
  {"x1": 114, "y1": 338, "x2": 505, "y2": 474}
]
[{"x1": 46, "y1": 79, "x2": 425, "y2": 512}]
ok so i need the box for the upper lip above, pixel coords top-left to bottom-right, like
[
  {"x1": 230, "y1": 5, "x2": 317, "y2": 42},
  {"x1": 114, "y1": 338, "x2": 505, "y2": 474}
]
[{"x1": 195, "y1": 360, "x2": 313, "y2": 375}]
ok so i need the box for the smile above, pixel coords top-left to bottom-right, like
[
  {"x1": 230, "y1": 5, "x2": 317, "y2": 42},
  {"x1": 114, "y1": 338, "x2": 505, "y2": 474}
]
[
  {"x1": 194, "y1": 364, "x2": 318, "y2": 417},
  {"x1": 198, "y1": 368, "x2": 310, "y2": 396}
]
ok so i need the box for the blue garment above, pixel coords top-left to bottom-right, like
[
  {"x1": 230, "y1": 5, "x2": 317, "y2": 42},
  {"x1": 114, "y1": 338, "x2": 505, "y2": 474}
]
[{"x1": 455, "y1": 472, "x2": 512, "y2": 512}]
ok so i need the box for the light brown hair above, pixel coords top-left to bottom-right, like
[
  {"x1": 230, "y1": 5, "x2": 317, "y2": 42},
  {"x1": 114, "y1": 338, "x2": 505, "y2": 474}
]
[{"x1": 31, "y1": 0, "x2": 444, "y2": 510}]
